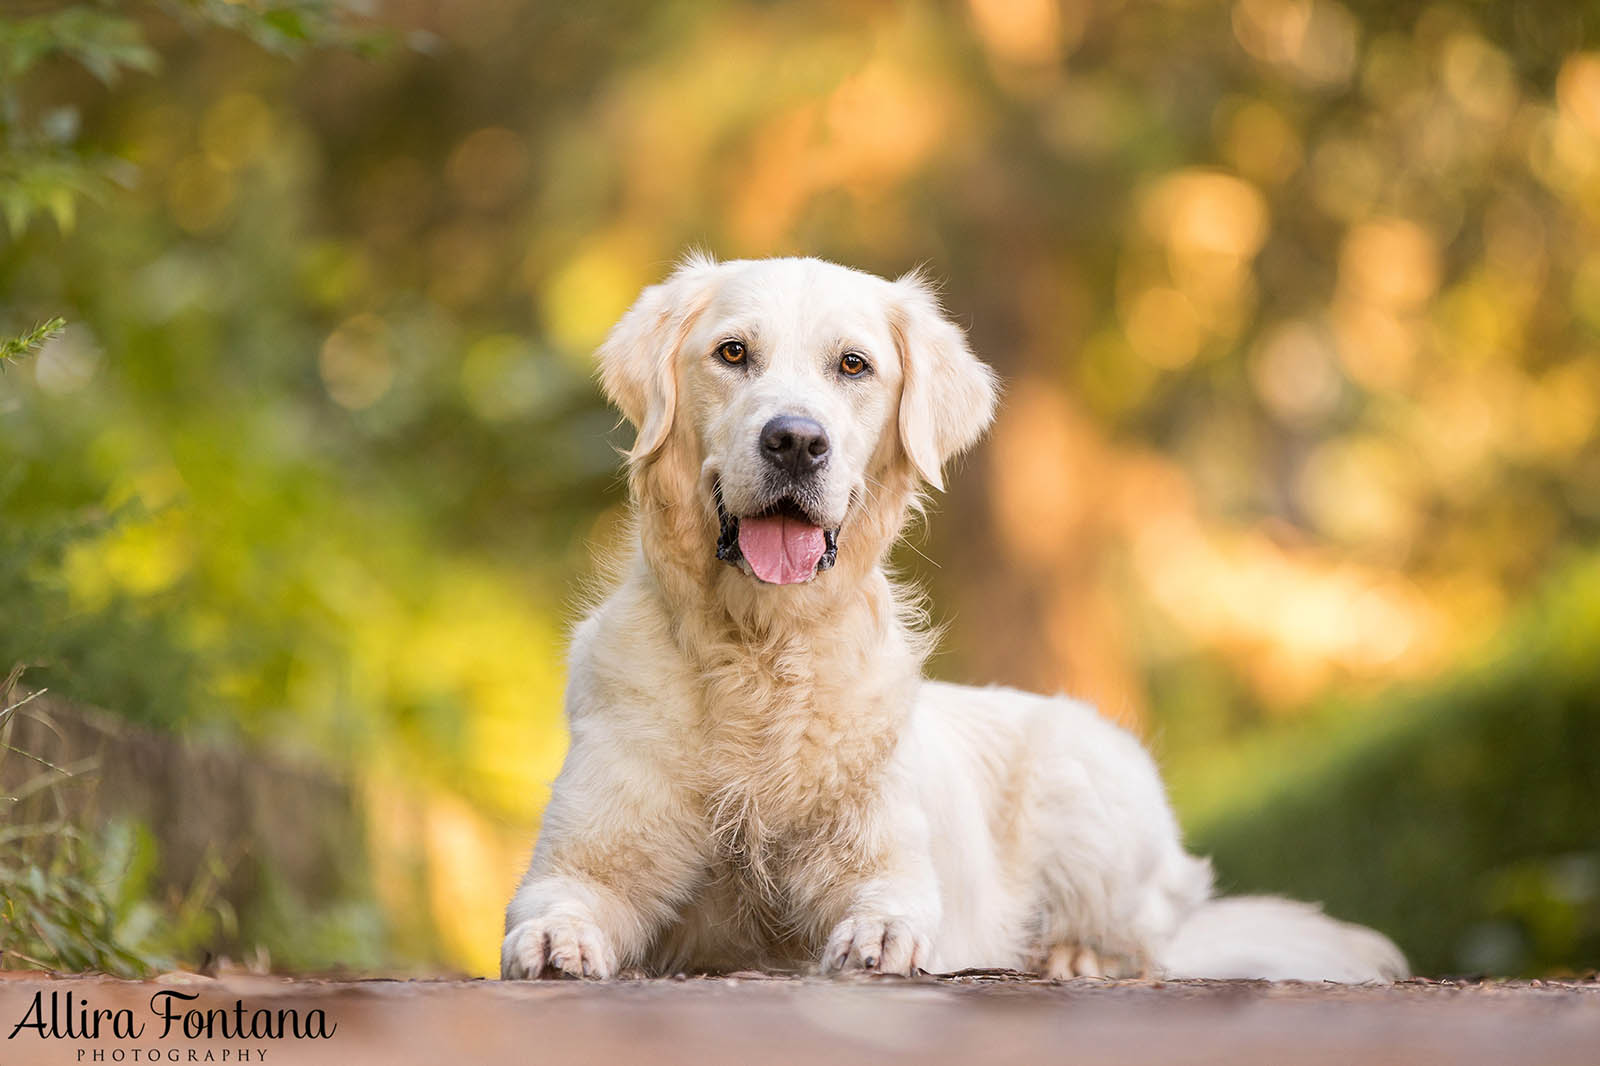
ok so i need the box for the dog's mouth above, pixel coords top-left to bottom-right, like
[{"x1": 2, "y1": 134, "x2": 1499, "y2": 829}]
[{"x1": 715, "y1": 486, "x2": 839, "y2": 586}]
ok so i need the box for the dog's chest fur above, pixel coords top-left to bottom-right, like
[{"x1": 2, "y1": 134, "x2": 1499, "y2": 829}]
[{"x1": 651, "y1": 621, "x2": 911, "y2": 970}]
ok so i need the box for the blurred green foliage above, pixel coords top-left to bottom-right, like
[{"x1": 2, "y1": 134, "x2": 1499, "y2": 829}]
[
  {"x1": 0, "y1": 2, "x2": 358, "y2": 236},
  {"x1": 1187, "y1": 554, "x2": 1600, "y2": 976},
  {"x1": 0, "y1": 675, "x2": 219, "y2": 975},
  {"x1": 1, "y1": 0, "x2": 1598, "y2": 975},
  {"x1": 0, "y1": 5, "x2": 154, "y2": 235},
  {"x1": 0, "y1": 503, "x2": 196, "y2": 727},
  {"x1": 1, "y1": 667, "x2": 392, "y2": 975}
]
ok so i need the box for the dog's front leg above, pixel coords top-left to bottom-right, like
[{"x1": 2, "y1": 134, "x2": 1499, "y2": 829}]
[
  {"x1": 501, "y1": 730, "x2": 704, "y2": 980},
  {"x1": 818, "y1": 794, "x2": 941, "y2": 976}
]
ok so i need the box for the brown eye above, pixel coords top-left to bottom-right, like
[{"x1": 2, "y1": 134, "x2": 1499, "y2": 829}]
[
  {"x1": 839, "y1": 351, "x2": 869, "y2": 376},
  {"x1": 716, "y1": 340, "x2": 747, "y2": 366}
]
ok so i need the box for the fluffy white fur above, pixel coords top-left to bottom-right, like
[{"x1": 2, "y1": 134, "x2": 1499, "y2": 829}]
[{"x1": 502, "y1": 255, "x2": 1408, "y2": 982}]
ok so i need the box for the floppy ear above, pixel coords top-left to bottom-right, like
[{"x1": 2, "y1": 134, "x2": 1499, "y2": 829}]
[
  {"x1": 890, "y1": 272, "x2": 1000, "y2": 491},
  {"x1": 597, "y1": 253, "x2": 720, "y2": 463}
]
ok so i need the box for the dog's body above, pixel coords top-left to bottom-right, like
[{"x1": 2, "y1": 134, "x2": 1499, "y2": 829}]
[{"x1": 502, "y1": 255, "x2": 1407, "y2": 982}]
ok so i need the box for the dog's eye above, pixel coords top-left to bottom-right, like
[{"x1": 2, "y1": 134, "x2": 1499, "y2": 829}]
[
  {"x1": 839, "y1": 351, "x2": 869, "y2": 376},
  {"x1": 716, "y1": 340, "x2": 747, "y2": 367}
]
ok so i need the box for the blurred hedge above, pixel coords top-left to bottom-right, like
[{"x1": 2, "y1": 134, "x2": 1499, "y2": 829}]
[{"x1": 1191, "y1": 555, "x2": 1600, "y2": 976}]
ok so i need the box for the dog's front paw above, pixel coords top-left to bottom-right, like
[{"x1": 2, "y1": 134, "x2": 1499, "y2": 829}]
[
  {"x1": 501, "y1": 909, "x2": 615, "y2": 980},
  {"x1": 821, "y1": 914, "x2": 930, "y2": 976}
]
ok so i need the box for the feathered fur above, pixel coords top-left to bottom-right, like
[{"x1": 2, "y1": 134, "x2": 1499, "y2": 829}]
[{"x1": 502, "y1": 255, "x2": 1407, "y2": 982}]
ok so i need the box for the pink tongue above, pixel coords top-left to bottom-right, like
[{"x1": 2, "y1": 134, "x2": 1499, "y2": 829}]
[{"x1": 738, "y1": 516, "x2": 826, "y2": 585}]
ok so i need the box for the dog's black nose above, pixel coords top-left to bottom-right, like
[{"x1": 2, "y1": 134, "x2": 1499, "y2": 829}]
[{"x1": 760, "y1": 414, "x2": 830, "y2": 477}]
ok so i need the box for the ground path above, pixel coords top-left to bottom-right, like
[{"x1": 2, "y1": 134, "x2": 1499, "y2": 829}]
[{"x1": 2, "y1": 971, "x2": 1596, "y2": 1065}]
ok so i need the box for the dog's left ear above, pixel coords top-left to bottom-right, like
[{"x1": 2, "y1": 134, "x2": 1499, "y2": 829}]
[
  {"x1": 598, "y1": 253, "x2": 720, "y2": 463},
  {"x1": 890, "y1": 272, "x2": 1000, "y2": 491}
]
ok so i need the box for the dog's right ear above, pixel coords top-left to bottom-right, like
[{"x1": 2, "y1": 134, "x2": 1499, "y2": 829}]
[{"x1": 597, "y1": 253, "x2": 720, "y2": 463}]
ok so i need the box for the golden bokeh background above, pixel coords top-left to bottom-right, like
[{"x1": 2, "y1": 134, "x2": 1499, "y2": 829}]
[{"x1": 3, "y1": 0, "x2": 1598, "y2": 977}]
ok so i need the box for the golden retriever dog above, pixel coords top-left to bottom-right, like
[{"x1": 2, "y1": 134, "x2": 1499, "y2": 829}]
[{"x1": 501, "y1": 254, "x2": 1407, "y2": 982}]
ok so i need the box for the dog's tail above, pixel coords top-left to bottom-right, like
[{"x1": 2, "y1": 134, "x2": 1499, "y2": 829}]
[{"x1": 1158, "y1": 896, "x2": 1409, "y2": 982}]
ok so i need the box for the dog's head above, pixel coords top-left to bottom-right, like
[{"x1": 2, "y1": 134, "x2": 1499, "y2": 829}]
[{"x1": 599, "y1": 254, "x2": 998, "y2": 589}]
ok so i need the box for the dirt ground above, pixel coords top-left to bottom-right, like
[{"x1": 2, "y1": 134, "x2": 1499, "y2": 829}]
[{"x1": 2, "y1": 970, "x2": 1597, "y2": 1066}]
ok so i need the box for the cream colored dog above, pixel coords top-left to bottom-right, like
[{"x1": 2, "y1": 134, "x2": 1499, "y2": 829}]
[{"x1": 501, "y1": 254, "x2": 1407, "y2": 982}]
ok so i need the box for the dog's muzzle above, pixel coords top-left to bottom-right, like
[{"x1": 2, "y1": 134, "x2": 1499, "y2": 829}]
[{"x1": 716, "y1": 487, "x2": 838, "y2": 585}]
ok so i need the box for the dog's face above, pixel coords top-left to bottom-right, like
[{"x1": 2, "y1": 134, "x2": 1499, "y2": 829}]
[
  {"x1": 600, "y1": 255, "x2": 998, "y2": 588},
  {"x1": 687, "y1": 261, "x2": 907, "y2": 585}
]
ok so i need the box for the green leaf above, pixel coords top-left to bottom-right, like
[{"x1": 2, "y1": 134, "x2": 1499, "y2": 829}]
[
  {"x1": 44, "y1": 186, "x2": 75, "y2": 233},
  {"x1": 0, "y1": 9, "x2": 159, "y2": 86},
  {"x1": 0, "y1": 317, "x2": 66, "y2": 370},
  {"x1": 0, "y1": 191, "x2": 27, "y2": 238}
]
